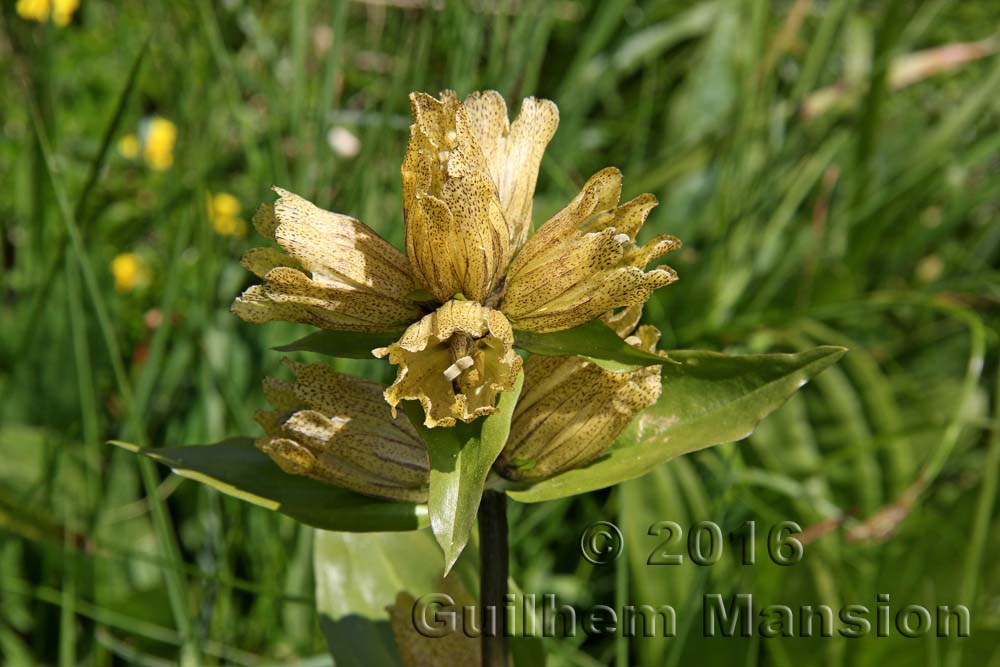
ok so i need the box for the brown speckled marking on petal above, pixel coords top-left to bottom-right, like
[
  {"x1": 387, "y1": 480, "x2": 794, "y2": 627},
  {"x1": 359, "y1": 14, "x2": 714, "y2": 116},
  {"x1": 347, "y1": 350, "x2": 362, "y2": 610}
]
[
  {"x1": 232, "y1": 188, "x2": 424, "y2": 332},
  {"x1": 252, "y1": 203, "x2": 279, "y2": 240},
  {"x1": 463, "y1": 91, "x2": 559, "y2": 250},
  {"x1": 272, "y1": 187, "x2": 417, "y2": 296},
  {"x1": 501, "y1": 170, "x2": 680, "y2": 333},
  {"x1": 497, "y1": 321, "x2": 663, "y2": 481},
  {"x1": 507, "y1": 167, "x2": 623, "y2": 277},
  {"x1": 254, "y1": 361, "x2": 430, "y2": 503},
  {"x1": 402, "y1": 91, "x2": 509, "y2": 303},
  {"x1": 240, "y1": 247, "x2": 302, "y2": 279},
  {"x1": 256, "y1": 437, "x2": 316, "y2": 475}
]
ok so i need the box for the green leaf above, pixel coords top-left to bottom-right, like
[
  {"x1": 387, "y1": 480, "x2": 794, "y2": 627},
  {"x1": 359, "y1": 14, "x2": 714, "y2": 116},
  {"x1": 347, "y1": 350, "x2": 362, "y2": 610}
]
[
  {"x1": 275, "y1": 328, "x2": 404, "y2": 359},
  {"x1": 313, "y1": 530, "x2": 479, "y2": 667},
  {"x1": 315, "y1": 529, "x2": 544, "y2": 667},
  {"x1": 507, "y1": 346, "x2": 847, "y2": 502},
  {"x1": 110, "y1": 438, "x2": 427, "y2": 532},
  {"x1": 404, "y1": 371, "x2": 524, "y2": 574},
  {"x1": 314, "y1": 529, "x2": 440, "y2": 667},
  {"x1": 514, "y1": 319, "x2": 668, "y2": 367}
]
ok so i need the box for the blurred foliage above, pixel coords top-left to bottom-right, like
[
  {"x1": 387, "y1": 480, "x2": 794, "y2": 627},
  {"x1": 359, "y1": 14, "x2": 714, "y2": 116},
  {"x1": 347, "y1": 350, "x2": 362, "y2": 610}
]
[{"x1": 1, "y1": 0, "x2": 999, "y2": 665}]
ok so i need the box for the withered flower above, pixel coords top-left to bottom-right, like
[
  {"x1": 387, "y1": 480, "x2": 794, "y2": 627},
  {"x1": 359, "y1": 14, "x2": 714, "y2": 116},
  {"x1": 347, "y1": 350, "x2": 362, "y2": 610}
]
[
  {"x1": 497, "y1": 312, "x2": 664, "y2": 480},
  {"x1": 237, "y1": 89, "x2": 678, "y2": 439},
  {"x1": 232, "y1": 188, "x2": 423, "y2": 332},
  {"x1": 500, "y1": 168, "x2": 680, "y2": 333},
  {"x1": 374, "y1": 301, "x2": 521, "y2": 428},
  {"x1": 256, "y1": 359, "x2": 429, "y2": 502},
  {"x1": 402, "y1": 92, "x2": 509, "y2": 302}
]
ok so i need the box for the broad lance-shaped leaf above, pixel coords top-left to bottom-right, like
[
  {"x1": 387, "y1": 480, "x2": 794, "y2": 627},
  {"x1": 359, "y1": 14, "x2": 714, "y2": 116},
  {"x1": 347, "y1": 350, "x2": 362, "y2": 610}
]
[
  {"x1": 514, "y1": 318, "x2": 668, "y2": 368},
  {"x1": 275, "y1": 328, "x2": 404, "y2": 359},
  {"x1": 110, "y1": 438, "x2": 427, "y2": 532},
  {"x1": 404, "y1": 371, "x2": 524, "y2": 574},
  {"x1": 505, "y1": 346, "x2": 846, "y2": 502}
]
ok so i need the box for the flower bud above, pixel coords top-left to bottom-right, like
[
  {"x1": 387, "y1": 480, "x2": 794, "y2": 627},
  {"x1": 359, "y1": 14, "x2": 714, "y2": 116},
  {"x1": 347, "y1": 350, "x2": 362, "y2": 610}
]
[
  {"x1": 256, "y1": 359, "x2": 429, "y2": 502},
  {"x1": 232, "y1": 188, "x2": 424, "y2": 331},
  {"x1": 374, "y1": 300, "x2": 522, "y2": 428},
  {"x1": 501, "y1": 168, "x2": 680, "y2": 333},
  {"x1": 497, "y1": 323, "x2": 663, "y2": 480},
  {"x1": 402, "y1": 91, "x2": 509, "y2": 302}
]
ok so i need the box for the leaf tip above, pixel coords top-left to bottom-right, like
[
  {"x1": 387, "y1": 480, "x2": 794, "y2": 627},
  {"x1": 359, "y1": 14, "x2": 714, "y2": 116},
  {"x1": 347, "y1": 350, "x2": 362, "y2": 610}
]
[
  {"x1": 442, "y1": 553, "x2": 460, "y2": 577},
  {"x1": 107, "y1": 440, "x2": 141, "y2": 453},
  {"x1": 815, "y1": 345, "x2": 849, "y2": 366}
]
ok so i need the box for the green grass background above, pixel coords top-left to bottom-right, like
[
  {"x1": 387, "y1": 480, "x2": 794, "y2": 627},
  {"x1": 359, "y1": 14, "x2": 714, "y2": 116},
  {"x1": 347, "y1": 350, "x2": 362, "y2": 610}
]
[{"x1": 1, "y1": 0, "x2": 999, "y2": 665}]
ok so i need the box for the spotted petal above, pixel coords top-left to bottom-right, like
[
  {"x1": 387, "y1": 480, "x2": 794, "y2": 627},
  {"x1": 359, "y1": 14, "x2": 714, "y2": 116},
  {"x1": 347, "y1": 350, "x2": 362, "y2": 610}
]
[
  {"x1": 232, "y1": 188, "x2": 424, "y2": 332},
  {"x1": 497, "y1": 324, "x2": 663, "y2": 481},
  {"x1": 501, "y1": 168, "x2": 680, "y2": 333},
  {"x1": 256, "y1": 360, "x2": 429, "y2": 503},
  {"x1": 463, "y1": 90, "x2": 558, "y2": 250},
  {"x1": 402, "y1": 91, "x2": 509, "y2": 303}
]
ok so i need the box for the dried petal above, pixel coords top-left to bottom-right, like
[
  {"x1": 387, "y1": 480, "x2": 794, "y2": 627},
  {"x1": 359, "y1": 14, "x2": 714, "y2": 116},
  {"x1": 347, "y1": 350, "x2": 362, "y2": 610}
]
[
  {"x1": 374, "y1": 300, "x2": 522, "y2": 428},
  {"x1": 463, "y1": 91, "x2": 559, "y2": 250},
  {"x1": 252, "y1": 202, "x2": 280, "y2": 240},
  {"x1": 601, "y1": 303, "x2": 644, "y2": 337},
  {"x1": 232, "y1": 188, "x2": 425, "y2": 331},
  {"x1": 501, "y1": 168, "x2": 680, "y2": 333},
  {"x1": 402, "y1": 91, "x2": 509, "y2": 302},
  {"x1": 256, "y1": 360, "x2": 429, "y2": 502},
  {"x1": 497, "y1": 322, "x2": 663, "y2": 481}
]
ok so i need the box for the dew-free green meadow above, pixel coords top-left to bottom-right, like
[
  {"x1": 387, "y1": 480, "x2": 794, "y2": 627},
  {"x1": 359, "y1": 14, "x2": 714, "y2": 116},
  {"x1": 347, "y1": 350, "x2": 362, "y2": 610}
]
[{"x1": 2, "y1": 1, "x2": 999, "y2": 665}]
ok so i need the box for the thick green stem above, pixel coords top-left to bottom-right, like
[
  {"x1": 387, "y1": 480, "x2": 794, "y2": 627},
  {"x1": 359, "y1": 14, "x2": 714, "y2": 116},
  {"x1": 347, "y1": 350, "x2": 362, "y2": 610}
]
[{"x1": 479, "y1": 490, "x2": 509, "y2": 667}]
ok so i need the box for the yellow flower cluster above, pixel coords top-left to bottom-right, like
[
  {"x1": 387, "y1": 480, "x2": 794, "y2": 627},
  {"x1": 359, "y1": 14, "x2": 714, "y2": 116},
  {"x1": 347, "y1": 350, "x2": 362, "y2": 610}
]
[
  {"x1": 16, "y1": 0, "x2": 79, "y2": 26},
  {"x1": 236, "y1": 90, "x2": 680, "y2": 498},
  {"x1": 143, "y1": 117, "x2": 177, "y2": 171},
  {"x1": 111, "y1": 253, "x2": 150, "y2": 293},
  {"x1": 208, "y1": 192, "x2": 247, "y2": 237},
  {"x1": 118, "y1": 116, "x2": 177, "y2": 171}
]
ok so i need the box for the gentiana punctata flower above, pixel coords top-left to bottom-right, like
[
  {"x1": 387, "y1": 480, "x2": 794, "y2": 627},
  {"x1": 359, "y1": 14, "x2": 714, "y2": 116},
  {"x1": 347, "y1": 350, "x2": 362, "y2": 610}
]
[
  {"x1": 374, "y1": 300, "x2": 522, "y2": 428},
  {"x1": 232, "y1": 188, "x2": 424, "y2": 331},
  {"x1": 236, "y1": 89, "x2": 680, "y2": 497},
  {"x1": 497, "y1": 308, "x2": 664, "y2": 480},
  {"x1": 501, "y1": 167, "x2": 679, "y2": 332},
  {"x1": 256, "y1": 360, "x2": 429, "y2": 503},
  {"x1": 401, "y1": 91, "x2": 511, "y2": 303}
]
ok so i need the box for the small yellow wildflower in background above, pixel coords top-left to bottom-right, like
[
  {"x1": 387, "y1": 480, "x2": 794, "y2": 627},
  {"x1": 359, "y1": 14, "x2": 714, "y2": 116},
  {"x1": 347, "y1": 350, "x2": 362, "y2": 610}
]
[
  {"x1": 117, "y1": 133, "x2": 140, "y2": 159},
  {"x1": 16, "y1": 0, "x2": 79, "y2": 26},
  {"x1": 15, "y1": 0, "x2": 48, "y2": 22},
  {"x1": 111, "y1": 253, "x2": 150, "y2": 293},
  {"x1": 142, "y1": 117, "x2": 177, "y2": 171},
  {"x1": 208, "y1": 192, "x2": 247, "y2": 237}
]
